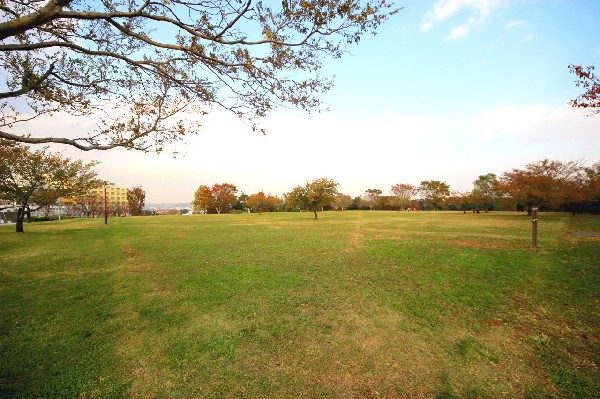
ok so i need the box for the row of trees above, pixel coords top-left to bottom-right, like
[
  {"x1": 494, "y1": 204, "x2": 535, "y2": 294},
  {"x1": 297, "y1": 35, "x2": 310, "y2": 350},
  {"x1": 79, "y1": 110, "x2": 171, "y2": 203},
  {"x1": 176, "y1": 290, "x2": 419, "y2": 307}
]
[
  {"x1": 192, "y1": 179, "x2": 339, "y2": 219},
  {"x1": 360, "y1": 160, "x2": 600, "y2": 214},
  {"x1": 0, "y1": 140, "x2": 147, "y2": 232},
  {"x1": 4, "y1": 140, "x2": 597, "y2": 234},
  {"x1": 191, "y1": 159, "x2": 600, "y2": 218}
]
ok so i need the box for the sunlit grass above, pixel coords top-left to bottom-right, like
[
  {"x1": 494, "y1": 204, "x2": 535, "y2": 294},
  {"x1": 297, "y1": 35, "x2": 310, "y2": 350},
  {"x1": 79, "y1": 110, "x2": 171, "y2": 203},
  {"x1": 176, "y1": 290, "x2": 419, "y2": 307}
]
[{"x1": 1, "y1": 211, "x2": 598, "y2": 398}]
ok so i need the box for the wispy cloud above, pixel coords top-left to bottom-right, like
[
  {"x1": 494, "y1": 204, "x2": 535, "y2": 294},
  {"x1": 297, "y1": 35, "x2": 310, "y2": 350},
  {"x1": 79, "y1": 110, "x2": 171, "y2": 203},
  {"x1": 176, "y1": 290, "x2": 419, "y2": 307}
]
[
  {"x1": 520, "y1": 33, "x2": 536, "y2": 43},
  {"x1": 444, "y1": 17, "x2": 477, "y2": 41},
  {"x1": 504, "y1": 19, "x2": 525, "y2": 29},
  {"x1": 421, "y1": 0, "x2": 507, "y2": 40}
]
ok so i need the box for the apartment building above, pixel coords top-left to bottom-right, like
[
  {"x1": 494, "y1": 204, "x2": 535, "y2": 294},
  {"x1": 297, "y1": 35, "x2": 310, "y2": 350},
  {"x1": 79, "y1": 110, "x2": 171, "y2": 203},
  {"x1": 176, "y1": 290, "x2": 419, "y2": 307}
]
[
  {"x1": 89, "y1": 183, "x2": 129, "y2": 208},
  {"x1": 61, "y1": 182, "x2": 129, "y2": 217}
]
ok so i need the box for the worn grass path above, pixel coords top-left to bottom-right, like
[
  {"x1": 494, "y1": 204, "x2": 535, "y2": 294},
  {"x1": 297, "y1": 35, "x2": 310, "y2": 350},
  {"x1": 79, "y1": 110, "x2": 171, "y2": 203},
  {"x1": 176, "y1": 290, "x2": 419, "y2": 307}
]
[{"x1": 0, "y1": 211, "x2": 598, "y2": 398}]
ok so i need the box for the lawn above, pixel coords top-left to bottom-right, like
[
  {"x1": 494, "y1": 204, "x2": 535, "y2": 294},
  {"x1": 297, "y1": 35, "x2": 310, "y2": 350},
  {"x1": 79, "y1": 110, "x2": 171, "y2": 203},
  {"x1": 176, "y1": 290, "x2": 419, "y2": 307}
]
[{"x1": 0, "y1": 211, "x2": 598, "y2": 398}]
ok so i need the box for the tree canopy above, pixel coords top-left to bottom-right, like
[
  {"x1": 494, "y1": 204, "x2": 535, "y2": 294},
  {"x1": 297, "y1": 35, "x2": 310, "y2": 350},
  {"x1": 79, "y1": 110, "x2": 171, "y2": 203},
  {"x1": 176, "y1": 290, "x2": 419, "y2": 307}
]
[
  {"x1": 192, "y1": 183, "x2": 238, "y2": 214},
  {"x1": 569, "y1": 64, "x2": 600, "y2": 115},
  {"x1": 0, "y1": 140, "x2": 99, "y2": 232},
  {"x1": 362, "y1": 188, "x2": 382, "y2": 211},
  {"x1": 472, "y1": 173, "x2": 499, "y2": 212},
  {"x1": 418, "y1": 180, "x2": 450, "y2": 211},
  {"x1": 0, "y1": 0, "x2": 399, "y2": 152},
  {"x1": 390, "y1": 183, "x2": 417, "y2": 210},
  {"x1": 246, "y1": 191, "x2": 280, "y2": 214},
  {"x1": 286, "y1": 177, "x2": 338, "y2": 219},
  {"x1": 127, "y1": 185, "x2": 146, "y2": 216},
  {"x1": 499, "y1": 159, "x2": 586, "y2": 214}
]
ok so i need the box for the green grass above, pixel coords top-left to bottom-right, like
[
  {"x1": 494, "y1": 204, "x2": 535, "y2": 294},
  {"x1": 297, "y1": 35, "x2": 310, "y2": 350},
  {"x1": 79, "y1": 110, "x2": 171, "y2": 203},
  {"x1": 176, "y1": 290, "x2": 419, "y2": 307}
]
[{"x1": 0, "y1": 211, "x2": 598, "y2": 398}]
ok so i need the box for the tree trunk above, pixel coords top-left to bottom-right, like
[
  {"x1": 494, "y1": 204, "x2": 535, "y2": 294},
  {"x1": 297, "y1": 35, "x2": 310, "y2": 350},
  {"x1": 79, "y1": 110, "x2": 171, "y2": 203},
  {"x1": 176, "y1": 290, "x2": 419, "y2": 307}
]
[
  {"x1": 16, "y1": 208, "x2": 25, "y2": 233},
  {"x1": 313, "y1": 207, "x2": 318, "y2": 220}
]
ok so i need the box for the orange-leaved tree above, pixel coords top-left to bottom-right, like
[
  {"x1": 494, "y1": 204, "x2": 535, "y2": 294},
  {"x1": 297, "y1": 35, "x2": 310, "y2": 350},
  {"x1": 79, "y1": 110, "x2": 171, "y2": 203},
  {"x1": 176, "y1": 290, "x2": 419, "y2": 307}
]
[
  {"x1": 192, "y1": 183, "x2": 238, "y2": 214},
  {"x1": 569, "y1": 64, "x2": 600, "y2": 115},
  {"x1": 247, "y1": 192, "x2": 280, "y2": 214},
  {"x1": 499, "y1": 159, "x2": 586, "y2": 215}
]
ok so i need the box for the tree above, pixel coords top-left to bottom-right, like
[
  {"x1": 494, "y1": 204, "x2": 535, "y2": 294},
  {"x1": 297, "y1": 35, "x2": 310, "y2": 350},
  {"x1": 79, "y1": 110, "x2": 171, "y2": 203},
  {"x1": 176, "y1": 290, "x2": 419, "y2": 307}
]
[
  {"x1": 212, "y1": 183, "x2": 238, "y2": 214},
  {"x1": 247, "y1": 191, "x2": 279, "y2": 214},
  {"x1": 0, "y1": 1, "x2": 399, "y2": 152},
  {"x1": 67, "y1": 193, "x2": 103, "y2": 217},
  {"x1": 351, "y1": 196, "x2": 364, "y2": 210},
  {"x1": 0, "y1": 140, "x2": 99, "y2": 232},
  {"x1": 499, "y1": 159, "x2": 586, "y2": 215},
  {"x1": 472, "y1": 173, "x2": 500, "y2": 212},
  {"x1": 233, "y1": 193, "x2": 249, "y2": 212},
  {"x1": 192, "y1": 183, "x2": 238, "y2": 214},
  {"x1": 247, "y1": 191, "x2": 267, "y2": 214},
  {"x1": 192, "y1": 185, "x2": 212, "y2": 213},
  {"x1": 335, "y1": 193, "x2": 353, "y2": 211},
  {"x1": 127, "y1": 185, "x2": 145, "y2": 216},
  {"x1": 448, "y1": 191, "x2": 474, "y2": 213},
  {"x1": 582, "y1": 162, "x2": 600, "y2": 213},
  {"x1": 286, "y1": 178, "x2": 338, "y2": 220},
  {"x1": 362, "y1": 188, "x2": 382, "y2": 211},
  {"x1": 418, "y1": 180, "x2": 450, "y2": 211},
  {"x1": 390, "y1": 183, "x2": 417, "y2": 210},
  {"x1": 569, "y1": 64, "x2": 600, "y2": 115}
]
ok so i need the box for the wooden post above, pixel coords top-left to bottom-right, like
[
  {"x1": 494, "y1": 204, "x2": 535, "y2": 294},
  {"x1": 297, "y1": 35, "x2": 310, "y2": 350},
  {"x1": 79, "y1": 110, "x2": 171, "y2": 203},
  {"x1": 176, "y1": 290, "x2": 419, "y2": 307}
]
[
  {"x1": 104, "y1": 181, "x2": 108, "y2": 225},
  {"x1": 531, "y1": 207, "x2": 538, "y2": 248}
]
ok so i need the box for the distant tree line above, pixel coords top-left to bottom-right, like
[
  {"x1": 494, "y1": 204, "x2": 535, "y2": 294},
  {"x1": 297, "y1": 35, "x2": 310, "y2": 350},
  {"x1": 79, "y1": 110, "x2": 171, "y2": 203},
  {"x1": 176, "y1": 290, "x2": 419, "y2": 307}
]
[
  {"x1": 190, "y1": 159, "x2": 600, "y2": 218},
  {"x1": 3, "y1": 138, "x2": 597, "y2": 234}
]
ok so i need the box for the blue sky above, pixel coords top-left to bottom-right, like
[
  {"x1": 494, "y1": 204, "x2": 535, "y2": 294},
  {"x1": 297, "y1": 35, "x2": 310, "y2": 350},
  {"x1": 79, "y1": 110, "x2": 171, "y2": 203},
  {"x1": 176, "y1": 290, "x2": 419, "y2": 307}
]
[{"x1": 44, "y1": 0, "x2": 600, "y2": 203}]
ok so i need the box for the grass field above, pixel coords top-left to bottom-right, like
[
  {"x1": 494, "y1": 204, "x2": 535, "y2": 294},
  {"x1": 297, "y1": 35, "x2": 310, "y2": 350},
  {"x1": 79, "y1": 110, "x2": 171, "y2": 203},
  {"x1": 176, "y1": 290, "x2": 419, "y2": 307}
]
[{"x1": 0, "y1": 211, "x2": 598, "y2": 398}]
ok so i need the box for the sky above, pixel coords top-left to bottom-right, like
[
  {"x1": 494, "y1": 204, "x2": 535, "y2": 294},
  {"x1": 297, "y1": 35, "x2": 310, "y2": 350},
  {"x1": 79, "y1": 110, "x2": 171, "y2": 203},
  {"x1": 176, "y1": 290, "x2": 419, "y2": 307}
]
[{"x1": 25, "y1": 0, "x2": 600, "y2": 203}]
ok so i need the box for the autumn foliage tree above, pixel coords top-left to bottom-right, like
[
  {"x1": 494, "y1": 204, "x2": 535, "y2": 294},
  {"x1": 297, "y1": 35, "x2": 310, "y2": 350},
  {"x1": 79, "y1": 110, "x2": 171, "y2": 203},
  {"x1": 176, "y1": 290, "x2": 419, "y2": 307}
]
[
  {"x1": 583, "y1": 162, "x2": 600, "y2": 212},
  {"x1": 0, "y1": 0, "x2": 399, "y2": 152},
  {"x1": 246, "y1": 191, "x2": 279, "y2": 214},
  {"x1": 390, "y1": 183, "x2": 417, "y2": 210},
  {"x1": 192, "y1": 183, "x2": 238, "y2": 214},
  {"x1": 499, "y1": 159, "x2": 586, "y2": 215},
  {"x1": 569, "y1": 64, "x2": 600, "y2": 115},
  {"x1": 335, "y1": 193, "x2": 353, "y2": 211},
  {"x1": 0, "y1": 140, "x2": 99, "y2": 232},
  {"x1": 286, "y1": 178, "x2": 338, "y2": 220},
  {"x1": 362, "y1": 188, "x2": 382, "y2": 211},
  {"x1": 418, "y1": 180, "x2": 450, "y2": 210},
  {"x1": 127, "y1": 186, "x2": 146, "y2": 216}
]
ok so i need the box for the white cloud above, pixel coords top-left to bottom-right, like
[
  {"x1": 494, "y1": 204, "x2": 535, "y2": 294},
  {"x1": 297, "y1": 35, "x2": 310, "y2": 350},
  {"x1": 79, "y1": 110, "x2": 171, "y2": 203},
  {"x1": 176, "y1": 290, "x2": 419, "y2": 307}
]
[
  {"x1": 476, "y1": 104, "x2": 598, "y2": 144},
  {"x1": 444, "y1": 17, "x2": 477, "y2": 41},
  {"x1": 520, "y1": 33, "x2": 536, "y2": 43},
  {"x1": 504, "y1": 19, "x2": 525, "y2": 29},
  {"x1": 422, "y1": 0, "x2": 507, "y2": 40}
]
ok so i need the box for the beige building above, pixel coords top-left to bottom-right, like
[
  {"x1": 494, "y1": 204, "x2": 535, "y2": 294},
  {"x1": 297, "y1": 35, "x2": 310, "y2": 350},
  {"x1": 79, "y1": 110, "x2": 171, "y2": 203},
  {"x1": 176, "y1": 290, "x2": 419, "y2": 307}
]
[
  {"x1": 89, "y1": 183, "x2": 128, "y2": 209},
  {"x1": 62, "y1": 182, "x2": 129, "y2": 216}
]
